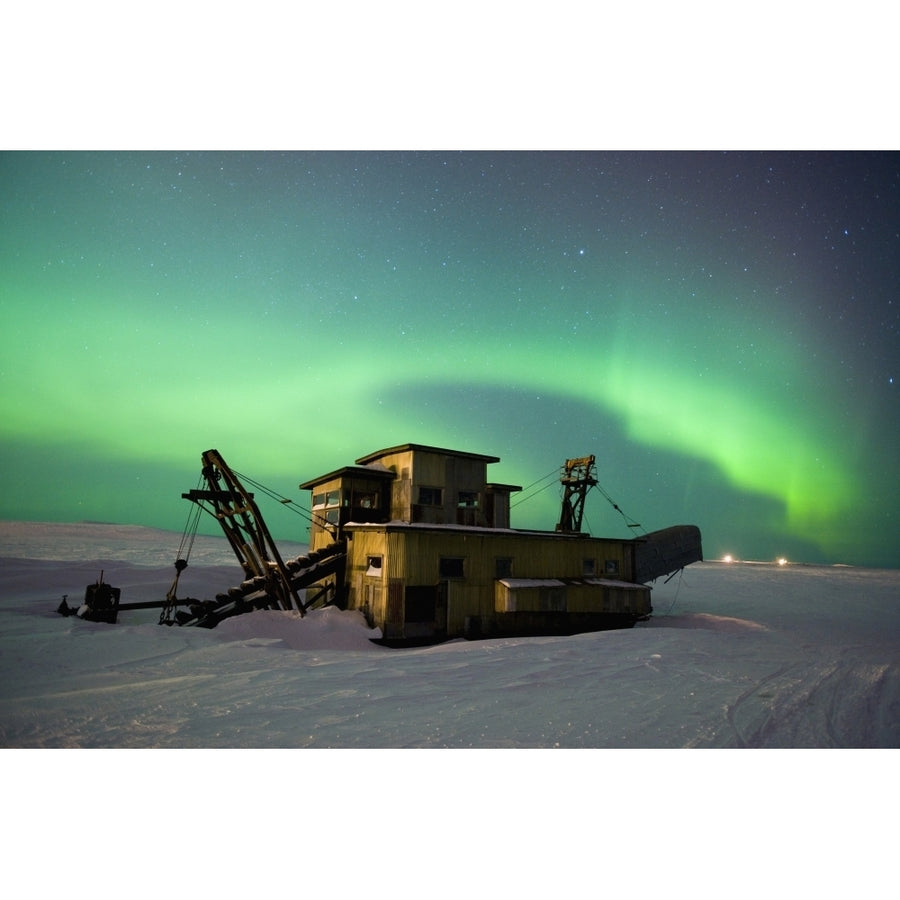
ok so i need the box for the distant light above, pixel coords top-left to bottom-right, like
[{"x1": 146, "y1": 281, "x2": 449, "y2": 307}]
[
  {"x1": 777, "y1": 557, "x2": 788, "y2": 566},
  {"x1": 723, "y1": 554, "x2": 733, "y2": 563}
]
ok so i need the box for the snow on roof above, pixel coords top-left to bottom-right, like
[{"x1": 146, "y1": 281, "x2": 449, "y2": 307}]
[
  {"x1": 498, "y1": 577, "x2": 645, "y2": 590},
  {"x1": 498, "y1": 578, "x2": 567, "y2": 589},
  {"x1": 583, "y1": 577, "x2": 648, "y2": 591}
]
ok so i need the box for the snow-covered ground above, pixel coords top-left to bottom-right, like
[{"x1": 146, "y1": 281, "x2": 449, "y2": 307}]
[
  {"x1": 2, "y1": 522, "x2": 896, "y2": 893},
  {"x1": 2, "y1": 522, "x2": 896, "y2": 750}
]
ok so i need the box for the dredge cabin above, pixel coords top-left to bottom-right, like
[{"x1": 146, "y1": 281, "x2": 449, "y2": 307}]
[{"x1": 300, "y1": 443, "x2": 702, "y2": 644}]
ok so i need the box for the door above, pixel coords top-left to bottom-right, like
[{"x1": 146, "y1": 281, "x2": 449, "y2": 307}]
[{"x1": 404, "y1": 583, "x2": 447, "y2": 640}]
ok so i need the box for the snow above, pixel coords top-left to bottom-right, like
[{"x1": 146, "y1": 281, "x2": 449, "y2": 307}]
[
  {"x1": 2, "y1": 522, "x2": 897, "y2": 749},
  {"x1": 1, "y1": 522, "x2": 896, "y2": 894},
  {"x1": 498, "y1": 577, "x2": 567, "y2": 588}
]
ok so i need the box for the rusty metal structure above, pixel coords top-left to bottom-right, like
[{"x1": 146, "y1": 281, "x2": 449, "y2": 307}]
[
  {"x1": 555, "y1": 455, "x2": 599, "y2": 533},
  {"x1": 165, "y1": 449, "x2": 346, "y2": 627},
  {"x1": 57, "y1": 444, "x2": 703, "y2": 641},
  {"x1": 59, "y1": 449, "x2": 346, "y2": 628}
]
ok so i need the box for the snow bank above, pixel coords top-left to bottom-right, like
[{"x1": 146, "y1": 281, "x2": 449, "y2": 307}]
[
  {"x1": 1, "y1": 524, "x2": 898, "y2": 752},
  {"x1": 655, "y1": 612, "x2": 770, "y2": 632},
  {"x1": 214, "y1": 606, "x2": 383, "y2": 650}
]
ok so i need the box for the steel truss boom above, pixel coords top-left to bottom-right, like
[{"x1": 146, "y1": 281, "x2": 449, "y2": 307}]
[{"x1": 183, "y1": 448, "x2": 306, "y2": 614}]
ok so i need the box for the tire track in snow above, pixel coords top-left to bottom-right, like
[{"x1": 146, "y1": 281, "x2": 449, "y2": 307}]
[
  {"x1": 726, "y1": 662, "x2": 796, "y2": 747},
  {"x1": 725, "y1": 657, "x2": 897, "y2": 747}
]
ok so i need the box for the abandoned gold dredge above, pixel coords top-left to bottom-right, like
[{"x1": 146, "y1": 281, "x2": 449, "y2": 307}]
[{"x1": 58, "y1": 443, "x2": 703, "y2": 645}]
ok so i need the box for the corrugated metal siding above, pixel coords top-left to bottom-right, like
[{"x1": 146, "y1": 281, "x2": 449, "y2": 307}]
[
  {"x1": 376, "y1": 448, "x2": 490, "y2": 526},
  {"x1": 346, "y1": 529, "x2": 389, "y2": 625},
  {"x1": 344, "y1": 525, "x2": 644, "y2": 637},
  {"x1": 495, "y1": 578, "x2": 650, "y2": 615},
  {"x1": 385, "y1": 579, "x2": 403, "y2": 639}
]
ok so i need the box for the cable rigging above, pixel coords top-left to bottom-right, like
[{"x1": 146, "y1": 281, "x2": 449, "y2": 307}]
[
  {"x1": 593, "y1": 481, "x2": 646, "y2": 535},
  {"x1": 659, "y1": 566, "x2": 684, "y2": 615},
  {"x1": 510, "y1": 459, "x2": 645, "y2": 536},
  {"x1": 232, "y1": 467, "x2": 334, "y2": 533},
  {"x1": 174, "y1": 474, "x2": 204, "y2": 562},
  {"x1": 509, "y1": 467, "x2": 563, "y2": 510},
  {"x1": 160, "y1": 474, "x2": 204, "y2": 624}
]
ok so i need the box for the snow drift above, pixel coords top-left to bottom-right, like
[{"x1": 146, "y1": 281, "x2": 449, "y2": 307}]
[{"x1": 1, "y1": 521, "x2": 896, "y2": 750}]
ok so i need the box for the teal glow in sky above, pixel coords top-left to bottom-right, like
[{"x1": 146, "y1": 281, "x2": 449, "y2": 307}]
[{"x1": 2, "y1": 151, "x2": 898, "y2": 566}]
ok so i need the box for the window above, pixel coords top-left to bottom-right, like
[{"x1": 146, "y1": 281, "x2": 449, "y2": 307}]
[
  {"x1": 605, "y1": 559, "x2": 619, "y2": 575},
  {"x1": 418, "y1": 486, "x2": 443, "y2": 506},
  {"x1": 457, "y1": 491, "x2": 479, "y2": 508},
  {"x1": 439, "y1": 557, "x2": 465, "y2": 578},
  {"x1": 366, "y1": 555, "x2": 383, "y2": 577},
  {"x1": 495, "y1": 557, "x2": 513, "y2": 578},
  {"x1": 583, "y1": 558, "x2": 596, "y2": 576},
  {"x1": 312, "y1": 492, "x2": 326, "y2": 509}
]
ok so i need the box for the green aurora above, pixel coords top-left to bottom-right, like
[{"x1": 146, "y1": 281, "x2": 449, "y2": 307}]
[{"x1": 1, "y1": 151, "x2": 897, "y2": 566}]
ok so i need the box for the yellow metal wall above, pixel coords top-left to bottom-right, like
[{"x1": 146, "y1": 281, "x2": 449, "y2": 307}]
[
  {"x1": 344, "y1": 525, "x2": 637, "y2": 636},
  {"x1": 371, "y1": 448, "x2": 490, "y2": 524},
  {"x1": 496, "y1": 580, "x2": 650, "y2": 615},
  {"x1": 345, "y1": 529, "x2": 389, "y2": 625}
]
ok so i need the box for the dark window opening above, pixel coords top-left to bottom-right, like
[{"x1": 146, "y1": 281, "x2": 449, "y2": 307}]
[
  {"x1": 439, "y1": 556, "x2": 465, "y2": 578},
  {"x1": 418, "y1": 486, "x2": 443, "y2": 506}
]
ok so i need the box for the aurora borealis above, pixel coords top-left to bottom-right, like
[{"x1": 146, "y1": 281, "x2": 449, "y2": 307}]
[{"x1": 2, "y1": 151, "x2": 898, "y2": 567}]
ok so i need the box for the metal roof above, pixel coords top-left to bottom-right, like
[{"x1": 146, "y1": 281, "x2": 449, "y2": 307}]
[{"x1": 355, "y1": 443, "x2": 500, "y2": 465}]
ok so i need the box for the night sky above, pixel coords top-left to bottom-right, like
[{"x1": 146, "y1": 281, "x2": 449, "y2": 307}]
[{"x1": 2, "y1": 151, "x2": 898, "y2": 567}]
